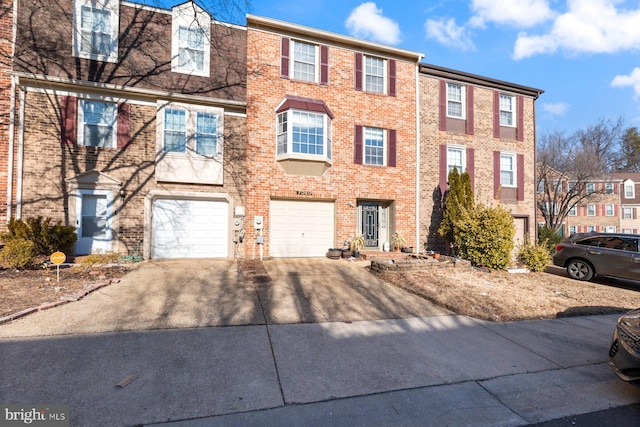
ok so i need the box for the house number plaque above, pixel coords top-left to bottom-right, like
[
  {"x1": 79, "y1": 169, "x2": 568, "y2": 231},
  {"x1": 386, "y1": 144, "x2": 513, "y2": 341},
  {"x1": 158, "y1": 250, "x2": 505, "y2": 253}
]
[{"x1": 296, "y1": 191, "x2": 314, "y2": 196}]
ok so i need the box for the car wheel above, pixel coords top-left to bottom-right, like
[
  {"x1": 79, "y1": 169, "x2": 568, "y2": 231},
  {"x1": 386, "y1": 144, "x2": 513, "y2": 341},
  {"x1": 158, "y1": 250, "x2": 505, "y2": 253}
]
[{"x1": 566, "y1": 259, "x2": 594, "y2": 281}]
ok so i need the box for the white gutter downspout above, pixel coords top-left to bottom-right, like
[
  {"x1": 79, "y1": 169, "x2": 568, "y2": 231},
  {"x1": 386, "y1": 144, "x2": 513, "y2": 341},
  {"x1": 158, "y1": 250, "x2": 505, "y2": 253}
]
[
  {"x1": 415, "y1": 57, "x2": 423, "y2": 254},
  {"x1": 16, "y1": 86, "x2": 25, "y2": 219}
]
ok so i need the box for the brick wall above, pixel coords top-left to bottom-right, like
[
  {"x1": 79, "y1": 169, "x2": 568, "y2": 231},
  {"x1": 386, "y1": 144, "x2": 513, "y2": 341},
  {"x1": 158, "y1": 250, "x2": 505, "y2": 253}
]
[
  {"x1": 246, "y1": 28, "x2": 417, "y2": 256},
  {"x1": 419, "y1": 74, "x2": 538, "y2": 253},
  {"x1": 0, "y1": 0, "x2": 13, "y2": 229},
  {"x1": 19, "y1": 91, "x2": 246, "y2": 255}
]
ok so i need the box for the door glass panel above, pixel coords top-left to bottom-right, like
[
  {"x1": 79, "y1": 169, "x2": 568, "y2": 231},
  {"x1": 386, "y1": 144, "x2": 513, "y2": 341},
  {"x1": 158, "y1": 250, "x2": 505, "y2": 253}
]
[
  {"x1": 82, "y1": 194, "x2": 107, "y2": 238},
  {"x1": 361, "y1": 204, "x2": 379, "y2": 247}
]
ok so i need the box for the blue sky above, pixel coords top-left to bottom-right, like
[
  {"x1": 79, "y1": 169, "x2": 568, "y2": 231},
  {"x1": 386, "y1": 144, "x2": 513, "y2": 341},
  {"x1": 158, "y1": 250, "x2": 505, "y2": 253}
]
[{"x1": 241, "y1": 0, "x2": 640, "y2": 138}]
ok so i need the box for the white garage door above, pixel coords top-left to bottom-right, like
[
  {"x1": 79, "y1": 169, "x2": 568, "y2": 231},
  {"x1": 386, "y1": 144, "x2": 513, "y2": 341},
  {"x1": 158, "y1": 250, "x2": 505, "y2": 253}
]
[
  {"x1": 270, "y1": 200, "x2": 335, "y2": 257},
  {"x1": 152, "y1": 198, "x2": 228, "y2": 258}
]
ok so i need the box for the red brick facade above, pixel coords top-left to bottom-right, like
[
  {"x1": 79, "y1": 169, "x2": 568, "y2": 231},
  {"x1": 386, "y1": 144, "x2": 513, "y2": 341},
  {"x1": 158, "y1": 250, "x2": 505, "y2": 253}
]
[{"x1": 246, "y1": 16, "x2": 421, "y2": 257}]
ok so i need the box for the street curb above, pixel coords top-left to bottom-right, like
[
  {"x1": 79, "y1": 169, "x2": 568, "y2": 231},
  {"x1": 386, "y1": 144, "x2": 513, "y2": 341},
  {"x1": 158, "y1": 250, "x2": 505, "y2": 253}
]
[{"x1": 0, "y1": 278, "x2": 121, "y2": 325}]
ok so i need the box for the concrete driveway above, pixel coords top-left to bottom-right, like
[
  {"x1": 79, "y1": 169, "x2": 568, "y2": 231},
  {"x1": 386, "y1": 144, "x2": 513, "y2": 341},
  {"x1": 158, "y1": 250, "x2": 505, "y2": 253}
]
[{"x1": 0, "y1": 258, "x2": 450, "y2": 337}]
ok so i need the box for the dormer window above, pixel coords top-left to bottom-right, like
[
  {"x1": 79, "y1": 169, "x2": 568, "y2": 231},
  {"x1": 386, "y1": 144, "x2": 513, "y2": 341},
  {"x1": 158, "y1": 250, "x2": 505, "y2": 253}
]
[
  {"x1": 171, "y1": 3, "x2": 211, "y2": 77},
  {"x1": 73, "y1": 0, "x2": 119, "y2": 62},
  {"x1": 624, "y1": 180, "x2": 635, "y2": 198}
]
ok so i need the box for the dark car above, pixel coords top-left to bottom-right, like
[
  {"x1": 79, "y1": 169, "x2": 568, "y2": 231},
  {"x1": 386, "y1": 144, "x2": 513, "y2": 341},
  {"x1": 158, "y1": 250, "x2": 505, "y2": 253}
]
[
  {"x1": 609, "y1": 308, "x2": 640, "y2": 384},
  {"x1": 552, "y1": 232, "x2": 640, "y2": 282}
]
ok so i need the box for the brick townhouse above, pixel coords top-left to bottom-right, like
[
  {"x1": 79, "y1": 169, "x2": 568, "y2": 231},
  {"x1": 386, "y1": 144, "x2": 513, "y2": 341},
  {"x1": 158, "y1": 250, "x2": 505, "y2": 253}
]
[
  {"x1": 562, "y1": 173, "x2": 640, "y2": 235},
  {"x1": 419, "y1": 64, "x2": 543, "y2": 254},
  {"x1": 2, "y1": 0, "x2": 543, "y2": 260},
  {"x1": 6, "y1": 0, "x2": 247, "y2": 258},
  {"x1": 245, "y1": 15, "x2": 422, "y2": 257}
]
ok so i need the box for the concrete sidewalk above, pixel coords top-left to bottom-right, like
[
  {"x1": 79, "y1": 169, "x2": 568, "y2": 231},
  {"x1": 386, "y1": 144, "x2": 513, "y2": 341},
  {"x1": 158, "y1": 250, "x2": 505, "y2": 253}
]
[
  {"x1": 2, "y1": 314, "x2": 639, "y2": 426},
  {"x1": 1, "y1": 258, "x2": 640, "y2": 426}
]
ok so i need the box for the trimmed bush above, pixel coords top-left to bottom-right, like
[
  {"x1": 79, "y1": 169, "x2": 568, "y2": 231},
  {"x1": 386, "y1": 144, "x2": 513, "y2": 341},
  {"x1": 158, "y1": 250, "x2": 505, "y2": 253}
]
[
  {"x1": 454, "y1": 203, "x2": 515, "y2": 270},
  {"x1": 517, "y1": 237, "x2": 551, "y2": 272},
  {"x1": 0, "y1": 238, "x2": 37, "y2": 269},
  {"x1": 2, "y1": 217, "x2": 77, "y2": 257}
]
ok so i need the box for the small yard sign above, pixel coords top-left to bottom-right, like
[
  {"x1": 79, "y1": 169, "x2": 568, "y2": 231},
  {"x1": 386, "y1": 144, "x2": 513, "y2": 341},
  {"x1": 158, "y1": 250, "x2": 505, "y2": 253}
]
[{"x1": 50, "y1": 251, "x2": 66, "y2": 282}]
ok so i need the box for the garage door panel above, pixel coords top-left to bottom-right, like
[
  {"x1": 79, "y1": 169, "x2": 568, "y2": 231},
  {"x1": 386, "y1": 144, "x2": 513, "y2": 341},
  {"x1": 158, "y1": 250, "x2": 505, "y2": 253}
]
[
  {"x1": 152, "y1": 199, "x2": 228, "y2": 259},
  {"x1": 270, "y1": 200, "x2": 334, "y2": 258}
]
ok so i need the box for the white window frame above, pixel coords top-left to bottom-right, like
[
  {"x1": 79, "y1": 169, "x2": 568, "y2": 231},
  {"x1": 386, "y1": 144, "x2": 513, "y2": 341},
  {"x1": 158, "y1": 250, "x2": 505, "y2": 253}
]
[
  {"x1": 77, "y1": 99, "x2": 118, "y2": 148},
  {"x1": 623, "y1": 207, "x2": 633, "y2": 219},
  {"x1": 605, "y1": 204, "x2": 615, "y2": 216},
  {"x1": 624, "y1": 181, "x2": 635, "y2": 198},
  {"x1": 157, "y1": 101, "x2": 223, "y2": 158},
  {"x1": 544, "y1": 202, "x2": 558, "y2": 215},
  {"x1": 290, "y1": 39, "x2": 318, "y2": 83},
  {"x1": 446, "y1": 145, "x2": 466, "y2": 176},
  {"x1": 537, "y1": 181, "x2": 544, "y2": 193},
  {"x1": 605, "y1": 182, "x2": 614, "y2": 194},
  {"x1": 604, "y1": 226, "x2": 617, "y2": 233},
  {"x1": 446, "y1": 83, "x2": 465, "y2": 119},
  {"x1": 364, "y1": 55, "x2": 386, "y2": 94},
  {"x1": 623, "y1": 229, "x2": 633, "y2": 234},
  {"x1": 569, "y1": 225, "x2": 578, "y2": 235},
  {"x1": 499, "y1": 152, "x2": 517, "y2": 188},
  {"x1": 568, "y1": 205, "x2": 577, "y2": 216},
  {"x1": 587, "y1": 204, "x2": 596, "y2": 216},
  {"x1": 499, "y1": 93, "x2": 516, "y2": 127},
  {"x1": 73, "y1": 0, "x2": 119, "y2": 63},
  {"x1": 171, "y1": 3, "x2": 211, "y2": 77},
  {"x1": 587, "y1": 225, "x2": 596, "y2": 232},
  {"x1": 276, "y1": 109, "x2": 332, "y2": 163},
  {"x1": 363, "y1": 127, "x2": 386, "y2": 166},
  {"x1": 586, "y1": 182, "x2": 595, "y2": 194}
]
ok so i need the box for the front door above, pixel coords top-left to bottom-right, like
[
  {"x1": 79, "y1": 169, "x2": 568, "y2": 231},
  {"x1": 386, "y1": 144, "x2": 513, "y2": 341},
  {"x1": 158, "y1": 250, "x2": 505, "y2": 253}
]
[
  {"x1": 76, "y1": 189, "x2": 113, "y2": 255},
  {"x1": 361, "y1": 203, "x2": 379, "y2": 248}
]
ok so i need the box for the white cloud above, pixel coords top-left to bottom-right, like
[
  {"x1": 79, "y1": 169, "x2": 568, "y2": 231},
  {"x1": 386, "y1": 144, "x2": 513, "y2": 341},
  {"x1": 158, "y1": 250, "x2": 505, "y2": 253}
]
[
  {"x1": 425, "y1": 18, "x2": 475, "y2": 51},
  {"x1": 514, "y1": 0, "x2": 640, "y2": 59},
  {"x1": 470, "y1": 0, "x2": 555, "y2": 28},
  {"x1": 611, "y1": 68, "x2": 640, "y2": 97},
  {"x1": 345, "y1": 2, "x2": 401, "y2": 45},
  {"x1": 541, "y1": 102, "x2": 569, "y2": 116}
]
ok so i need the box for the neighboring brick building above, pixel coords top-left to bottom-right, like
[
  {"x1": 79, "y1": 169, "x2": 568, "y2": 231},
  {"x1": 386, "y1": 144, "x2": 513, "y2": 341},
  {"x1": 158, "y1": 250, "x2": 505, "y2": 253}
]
[
  {"x1": 8, "y1": 0, "x2": 247, "y2": 258},
  {"x1": 0, "y1": 0, "x2": 14, "y2": 228},
  {"x1": 419, "y1": 64, "x2": 543, "y2": 254},
  {"x1": 562, "y1": 174, "x2": 640, "y2": 235},
  {"x1": 245, "y1": 15, "x2": 422, "y2": 257}
]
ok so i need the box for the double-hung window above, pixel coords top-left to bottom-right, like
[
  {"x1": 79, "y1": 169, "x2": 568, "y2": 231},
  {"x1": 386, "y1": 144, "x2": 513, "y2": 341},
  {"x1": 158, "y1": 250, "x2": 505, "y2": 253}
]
[
  {"x1": 171, "y1": 3, "x2": 210, "y2": 77},
  {"x1": 447, "y1": 146, "x2": 466, "y2": 175},
  {"x1": 586, "y1": 182, "x2": 595, "y2": 194},
  {"x1": 364, "y1": 127, "x2": 385, "y2": 166},
  {"x1": 365, "y1": 55, "x2": 385, "y2": 94},
  {"x1": 605, "y1": 204, "x2": 615, "y2": 216},
  {"x1": 74, "y1": 0, "x2": 118, "y2": 62},
  {"x1": 605, "y1": 182, "x2": 614, "y2": 194},
  {"x1": 625, "y1": 181, "x2": 635, "y2": 198},
  {"x1": 78, "y1": 100, "x2": 117, "y2": 148},
  {"x1": 447, "y1": 83, "x2": 465, "y2": 119},
  {"x1": 568, "y1": 206, "x2": 577, "y2": 216},
  {"x1": 160, "y1": 103, "x2": 221, "y2": 157},
  {"x1": 623, "y1": 207, "x2": 633, "y2": 219},
  {"x1": 569, "y1": 225, "x2": 577, "y2": 235},
  {"x1": 587, "y1": 204, "x2": 596, "y2": 216},
  {"x1": 177, "y1": 26, "x2": 205, "y2": 72},
  {"x1": 293, "y1": 41, "x2": 317, "y2": 82},
  {"x1": 499, "y1": 94, "x2": 515, "y2": 126},
  {"x1": 500, "y1": 153, "x2": 516, "y2": 187}
]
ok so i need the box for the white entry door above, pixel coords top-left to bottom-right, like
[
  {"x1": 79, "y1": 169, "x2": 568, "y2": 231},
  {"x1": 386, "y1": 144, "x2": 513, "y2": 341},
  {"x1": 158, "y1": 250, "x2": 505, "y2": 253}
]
[{"x1": 76, "y1": 189, "x2": 113, "y2": 255}]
